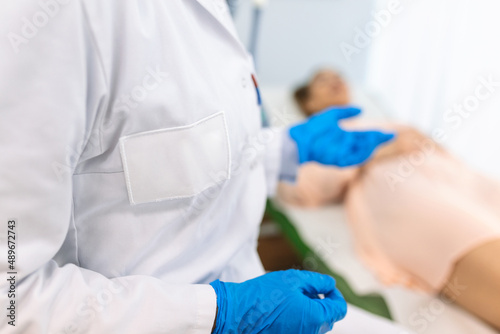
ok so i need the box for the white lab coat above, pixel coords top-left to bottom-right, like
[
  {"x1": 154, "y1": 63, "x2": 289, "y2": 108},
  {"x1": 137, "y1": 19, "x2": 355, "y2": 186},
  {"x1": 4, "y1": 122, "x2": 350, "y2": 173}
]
[
  {"x1": 0, "y1": 1, "x2": 417, "y2": 334},
  {"x1": 0, "y1": 1, "x2": 284, "y2": 333}
]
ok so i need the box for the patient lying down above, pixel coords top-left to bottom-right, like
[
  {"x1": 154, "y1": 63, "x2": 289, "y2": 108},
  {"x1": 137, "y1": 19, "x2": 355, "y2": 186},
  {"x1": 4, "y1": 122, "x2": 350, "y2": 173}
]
[{"x1": 278, "y1": 69, "x2": 500, "y2": 330}]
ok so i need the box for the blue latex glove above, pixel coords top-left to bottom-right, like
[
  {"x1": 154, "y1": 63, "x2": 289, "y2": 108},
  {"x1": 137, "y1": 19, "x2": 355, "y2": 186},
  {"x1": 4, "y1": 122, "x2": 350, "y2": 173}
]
[
  {"x1": 210, "y1": 269, "x2": 347, "y2": 334},
  {"x1": 289, "y1": 106, "x2": 395, "y2": 167}
]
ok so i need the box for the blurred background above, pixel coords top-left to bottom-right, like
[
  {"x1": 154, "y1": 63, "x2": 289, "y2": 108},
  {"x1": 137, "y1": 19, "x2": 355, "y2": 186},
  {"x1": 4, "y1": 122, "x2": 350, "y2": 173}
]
[
  {"x1": 231, "y1": 1, "x2": 500, "y2": 333},
  {"x1": 233, "y1": 0, "x2": 500, "y2": 179}
]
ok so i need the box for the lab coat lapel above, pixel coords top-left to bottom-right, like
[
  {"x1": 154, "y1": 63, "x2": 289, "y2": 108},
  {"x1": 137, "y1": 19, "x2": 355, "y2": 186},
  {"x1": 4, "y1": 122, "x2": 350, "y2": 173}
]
[{"x1": 194, "y1": 0, "x2": 248, "y2": 54}]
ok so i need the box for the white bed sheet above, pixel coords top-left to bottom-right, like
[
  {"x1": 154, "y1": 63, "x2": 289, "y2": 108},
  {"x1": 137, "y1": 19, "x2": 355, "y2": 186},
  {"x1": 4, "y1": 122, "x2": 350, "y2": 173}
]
[
  {"x1": 334, "y1": 304, "x2": 413, "y2": 334},
  {"x1": 272, "y1": 201, "x2": 498, "y2": 334}
]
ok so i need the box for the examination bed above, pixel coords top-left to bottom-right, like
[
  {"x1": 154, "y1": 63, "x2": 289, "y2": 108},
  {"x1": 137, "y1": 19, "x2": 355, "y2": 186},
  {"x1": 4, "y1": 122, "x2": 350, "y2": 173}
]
[{"x1": 262, "y1": 86, "x2": 499, "y2": 334}]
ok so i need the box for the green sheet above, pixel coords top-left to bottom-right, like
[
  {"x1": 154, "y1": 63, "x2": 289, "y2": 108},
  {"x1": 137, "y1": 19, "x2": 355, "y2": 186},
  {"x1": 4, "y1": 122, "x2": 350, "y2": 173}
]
[{"x1": 265, "y1": 200, "x2": 393, "y2": 320}]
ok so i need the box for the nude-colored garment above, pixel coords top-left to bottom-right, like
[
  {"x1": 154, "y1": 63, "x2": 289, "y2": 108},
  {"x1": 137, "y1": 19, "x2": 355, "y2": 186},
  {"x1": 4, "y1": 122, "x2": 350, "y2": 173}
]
[{"x1": 278, "y1": 148, "x2": 500, "y2": 293}]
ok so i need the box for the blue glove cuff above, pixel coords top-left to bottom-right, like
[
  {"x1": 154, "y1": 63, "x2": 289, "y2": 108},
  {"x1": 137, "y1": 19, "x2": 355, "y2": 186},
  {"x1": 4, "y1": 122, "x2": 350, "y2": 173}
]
[
  {"x1": 289, "y1": 124, "x2": 311, "y2": 164},
  {"x1": 210, "y1": 280, "x2": 228, "y2": 334}
]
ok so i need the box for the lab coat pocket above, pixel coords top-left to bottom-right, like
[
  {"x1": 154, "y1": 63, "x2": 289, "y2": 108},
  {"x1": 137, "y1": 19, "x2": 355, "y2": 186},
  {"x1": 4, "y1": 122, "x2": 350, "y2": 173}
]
[{"x1": 119, "y1": 111, "x2": 231, "y2": 205}]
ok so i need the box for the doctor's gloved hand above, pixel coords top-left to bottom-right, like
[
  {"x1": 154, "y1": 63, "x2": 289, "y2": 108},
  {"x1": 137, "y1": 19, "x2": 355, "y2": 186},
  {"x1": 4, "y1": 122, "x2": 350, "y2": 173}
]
[
  {"x1": 209, "y1": 269, "x2": 347, "y2": 334},
  {"x1": 289, "y1": 106, "x2": 395, "y2": 167}
]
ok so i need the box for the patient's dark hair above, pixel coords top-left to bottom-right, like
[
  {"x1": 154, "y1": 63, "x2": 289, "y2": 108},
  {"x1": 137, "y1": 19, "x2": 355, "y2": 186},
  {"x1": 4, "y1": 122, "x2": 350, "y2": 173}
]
[{"x1": 293, "y1": 84, "x2": 313, "y2": 116}]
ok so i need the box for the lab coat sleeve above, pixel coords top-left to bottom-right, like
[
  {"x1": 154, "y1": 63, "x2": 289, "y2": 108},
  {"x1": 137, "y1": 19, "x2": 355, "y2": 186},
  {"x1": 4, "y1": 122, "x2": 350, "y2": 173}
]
[
  {"x1": 262, "y1": 127, "x2": 299, "y2": 197},
  {"x1": 0, "y1": 2, "x2": 216, "y2": 333},
  {"x1": 279, "y1": 129, "x2": 300, "y2": 182},
  {"x1": 262, "y1": 128, "x2": 283, "y2": 197}
]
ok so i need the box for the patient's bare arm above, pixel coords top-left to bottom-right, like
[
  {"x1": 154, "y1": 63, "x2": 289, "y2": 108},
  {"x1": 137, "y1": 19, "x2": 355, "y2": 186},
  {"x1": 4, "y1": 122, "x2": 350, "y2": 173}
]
[{"x1": 277, "y1": 163, "x2": 358, "y2": 207}]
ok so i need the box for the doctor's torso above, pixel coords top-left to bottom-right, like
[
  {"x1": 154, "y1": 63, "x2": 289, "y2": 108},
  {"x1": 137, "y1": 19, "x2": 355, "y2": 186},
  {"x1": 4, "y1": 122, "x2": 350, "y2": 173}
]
[{"x1": 12, "y1": 0, "x2": 267, "y2": 284}]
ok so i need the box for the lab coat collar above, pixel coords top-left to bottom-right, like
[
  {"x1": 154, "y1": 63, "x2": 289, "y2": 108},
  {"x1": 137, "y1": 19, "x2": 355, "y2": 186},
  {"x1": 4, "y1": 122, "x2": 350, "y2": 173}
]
[{"x1": 194, "y1": 0, "x2": 249, "y2": 56}]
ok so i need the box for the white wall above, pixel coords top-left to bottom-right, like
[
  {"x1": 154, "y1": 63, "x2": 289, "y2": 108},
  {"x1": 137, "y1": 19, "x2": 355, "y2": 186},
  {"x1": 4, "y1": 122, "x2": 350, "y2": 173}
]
[
  {"x1": 233, "y1": 0, "x2": 375, "y2": 87},
  {"x1": 367, "y1": 0, "x2": 500, "y2": 178}
]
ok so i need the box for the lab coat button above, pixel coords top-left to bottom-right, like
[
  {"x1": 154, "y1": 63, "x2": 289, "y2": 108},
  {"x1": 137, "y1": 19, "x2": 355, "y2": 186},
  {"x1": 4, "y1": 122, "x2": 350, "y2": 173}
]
[{"x1": 241, "y1": 76, "x2": 248, "y2": 88}]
